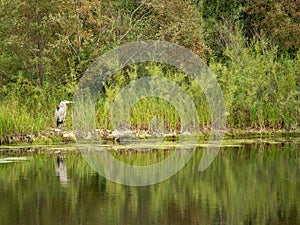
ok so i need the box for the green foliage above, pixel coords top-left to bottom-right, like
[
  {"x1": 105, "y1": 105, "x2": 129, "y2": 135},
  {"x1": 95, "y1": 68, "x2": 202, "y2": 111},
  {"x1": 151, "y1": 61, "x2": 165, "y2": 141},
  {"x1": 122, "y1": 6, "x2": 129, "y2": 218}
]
[
  {"x1": 197, "y1": 0, "x2": 244, "y2": 59},
  {"x1": 96, "y1": 63, "x2": 210, "y2": 132},
  {"x1": 0, "y1": 0, "x2": 75, "y2": 85},
  {"x1": 0, "y1": 99, "x2": 46, "y2": 143},
  {"x1": 210, "y1": 31, "x2": 300, "y2": 129},
  {"x1": 0, "y1": 74, "x2": 75, "y2": 142},
  {"x1": 0, "y1": 0, "x2": 299, "y2": 142},
  {"x1": 244, "y1": 0, "x2": 300, "y2": 54},
  {"x1": 197, "y1": 0, "x2": 300, "y2": 58}
]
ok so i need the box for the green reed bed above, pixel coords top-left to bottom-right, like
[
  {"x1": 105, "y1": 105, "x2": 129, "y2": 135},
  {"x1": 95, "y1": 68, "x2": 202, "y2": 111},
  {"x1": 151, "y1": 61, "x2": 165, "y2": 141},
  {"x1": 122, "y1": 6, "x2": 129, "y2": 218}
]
[
  {"x1": 0, "y1": 76, "x2": 73, "y2": 143},
  {"x1": 210, "y1": 36, "x2": 300, "y2": 130},
  {"x1": 95, "y1": 63, "x2": 211, "y2": 132},
  {"x1": 1, "y1": 37, "x2": 299, "y2": 143},
  {"x1": 96, "y1": 44, "x2": 299, "y2": 133},
  {"x1": 0, "y1": 102, "x2": 46, "y2": 143}
]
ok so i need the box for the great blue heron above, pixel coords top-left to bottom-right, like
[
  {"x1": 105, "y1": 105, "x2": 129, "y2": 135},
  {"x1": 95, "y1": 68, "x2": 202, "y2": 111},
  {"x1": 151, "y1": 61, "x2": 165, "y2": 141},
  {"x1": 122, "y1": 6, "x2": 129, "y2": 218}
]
[{"x1": 55, "y1": 100, "x2": 72, "y2": 129}]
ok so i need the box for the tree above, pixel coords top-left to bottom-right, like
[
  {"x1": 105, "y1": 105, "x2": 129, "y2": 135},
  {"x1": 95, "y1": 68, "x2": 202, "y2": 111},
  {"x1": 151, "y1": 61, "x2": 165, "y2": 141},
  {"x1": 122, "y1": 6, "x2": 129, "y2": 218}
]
[
  {"x1": 244, "y1": 0, "x2": 300, "y2": 53},
  {"x1": 0, "y1": 0, "x2": 76, "y2": 86},
  {"x1": 196, "y1": 0, "x2": 244, "y2": 59}
]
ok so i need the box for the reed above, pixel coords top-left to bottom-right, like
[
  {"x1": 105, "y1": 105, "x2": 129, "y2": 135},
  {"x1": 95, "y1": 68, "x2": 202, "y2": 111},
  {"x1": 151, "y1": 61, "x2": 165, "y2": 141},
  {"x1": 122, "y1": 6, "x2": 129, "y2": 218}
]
[
  {"x1": 210, "y1": 34, "x2": 300, "y2": 130},
  {"x1": 0, "y1": 36, "x2": 299, "y2": 142},
  {"x1": 95, "y1": 63, "x2": 211, "y2": 132},
  {"x1": 0, "y1": 100, "x2": 46, "y2": 143},
  {"x1": 0, "y1": 76, "x2": 72, "y2": 142},
  {"x1": 95, "y1": 48, "x2": 299, "y2": 132}
]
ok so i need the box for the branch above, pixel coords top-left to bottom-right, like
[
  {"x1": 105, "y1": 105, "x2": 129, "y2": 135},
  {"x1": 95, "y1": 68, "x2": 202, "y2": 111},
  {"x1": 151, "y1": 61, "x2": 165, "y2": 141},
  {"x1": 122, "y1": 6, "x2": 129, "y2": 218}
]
[
  {"x1": 118, "y1": 6, "x2": 151, "y2": 43},
  {"x1": 130, "y1": 2, "x2": 145, "y2": 24}
]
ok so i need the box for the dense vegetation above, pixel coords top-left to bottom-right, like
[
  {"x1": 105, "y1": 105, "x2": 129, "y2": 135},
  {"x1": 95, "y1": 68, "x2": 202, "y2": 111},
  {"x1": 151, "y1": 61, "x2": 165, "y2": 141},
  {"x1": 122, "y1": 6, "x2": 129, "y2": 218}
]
[{"x1": 0, "y1": 0, "x2": 299, "y2": 142}]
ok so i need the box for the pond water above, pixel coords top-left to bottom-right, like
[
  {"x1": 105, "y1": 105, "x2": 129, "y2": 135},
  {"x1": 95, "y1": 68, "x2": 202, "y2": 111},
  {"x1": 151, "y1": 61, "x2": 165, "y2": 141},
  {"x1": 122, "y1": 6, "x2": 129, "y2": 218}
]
[{"x1": 0, "y1": 138, "x2": 299, "y2": 225}]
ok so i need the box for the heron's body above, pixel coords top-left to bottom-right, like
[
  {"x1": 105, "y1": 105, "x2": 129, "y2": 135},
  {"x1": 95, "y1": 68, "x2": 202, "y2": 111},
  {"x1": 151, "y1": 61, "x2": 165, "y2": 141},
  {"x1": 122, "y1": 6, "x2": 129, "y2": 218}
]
[
  {"x1": 55, "y1": 100, "x2": 71, "y2": 129},
  {"x1": 55, "y1": 151, "x2": 67, "y2": 184}
]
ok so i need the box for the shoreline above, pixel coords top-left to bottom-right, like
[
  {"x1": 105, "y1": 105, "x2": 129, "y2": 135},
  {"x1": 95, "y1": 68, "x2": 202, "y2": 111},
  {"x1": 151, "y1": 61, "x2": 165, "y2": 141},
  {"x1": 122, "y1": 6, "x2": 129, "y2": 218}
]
[{"x1": 1, "y1": 128, "x2": 299, "y2": 145}]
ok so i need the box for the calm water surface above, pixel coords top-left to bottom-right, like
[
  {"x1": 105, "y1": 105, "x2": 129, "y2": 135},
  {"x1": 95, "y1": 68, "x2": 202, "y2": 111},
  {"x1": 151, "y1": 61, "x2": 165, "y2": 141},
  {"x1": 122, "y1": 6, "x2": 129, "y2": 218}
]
[{"x1": 0, "y1": 138, "x2": 299, "y2": 225}]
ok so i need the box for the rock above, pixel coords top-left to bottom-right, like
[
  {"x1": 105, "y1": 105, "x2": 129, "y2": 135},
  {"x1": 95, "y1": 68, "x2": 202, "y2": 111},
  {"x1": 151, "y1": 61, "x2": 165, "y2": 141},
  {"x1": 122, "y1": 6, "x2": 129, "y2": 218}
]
[
  {"x1": 181, "y1": 131, "x2": 191, "y2": 135},
  {"x1": 62, "y1": 131, "x2": 76, "y2": 143},
  {"x1": 112, "y1": 129, "x2": 135, "y2": 141},
  {"x1": 51, "y1": 128, "x2": 62, "y2": 132}
]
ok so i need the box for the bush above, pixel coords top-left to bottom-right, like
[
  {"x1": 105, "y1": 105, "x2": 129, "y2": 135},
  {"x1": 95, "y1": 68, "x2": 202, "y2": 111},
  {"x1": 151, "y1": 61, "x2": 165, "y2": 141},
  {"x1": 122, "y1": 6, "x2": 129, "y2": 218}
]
[{"x1": 210, "y1": 31, "x2": 300, "y2": 129}]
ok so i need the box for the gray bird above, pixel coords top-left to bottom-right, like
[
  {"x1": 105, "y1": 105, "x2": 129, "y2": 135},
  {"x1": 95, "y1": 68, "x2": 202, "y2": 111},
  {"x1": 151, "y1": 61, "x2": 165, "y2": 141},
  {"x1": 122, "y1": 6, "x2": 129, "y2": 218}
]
[{"x1": 55, "y1": 100, "x2": 72, "y2": 129}]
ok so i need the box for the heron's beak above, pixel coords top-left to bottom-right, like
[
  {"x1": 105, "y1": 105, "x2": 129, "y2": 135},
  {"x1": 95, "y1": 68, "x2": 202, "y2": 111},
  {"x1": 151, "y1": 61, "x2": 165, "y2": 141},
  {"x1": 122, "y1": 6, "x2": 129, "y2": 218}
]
[{"x1": 65, "y1": 101, "x2": 73, "y2": 104}]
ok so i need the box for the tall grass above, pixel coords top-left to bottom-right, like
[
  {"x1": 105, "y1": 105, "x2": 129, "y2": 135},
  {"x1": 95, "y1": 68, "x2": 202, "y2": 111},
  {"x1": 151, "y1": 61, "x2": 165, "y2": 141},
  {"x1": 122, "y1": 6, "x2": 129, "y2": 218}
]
[
  {"x1": 96, "y1": 44, "x2": 299, "y2": 132},
  {"x1": 1, "y1": 34, "x2": 299, "y2": 142},
  {"x1": 95, "y1": 63, "x2": 211, "y2": 132},
  {"x1": 0, "y1": 74, "x2": 73, "y2": 143},
  {"x1": 0, "y1": 100, "x2": 46, "y2": 143},
  {"x1": 210, "y1": 34, "x2": 300, "y2": 130}
]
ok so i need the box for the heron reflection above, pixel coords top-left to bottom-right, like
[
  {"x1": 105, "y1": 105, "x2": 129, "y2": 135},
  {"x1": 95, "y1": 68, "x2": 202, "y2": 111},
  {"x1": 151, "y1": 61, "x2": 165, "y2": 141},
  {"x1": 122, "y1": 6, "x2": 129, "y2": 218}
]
[{"x1": 55, "y1": 151, "x2": 68, "y2": 185}]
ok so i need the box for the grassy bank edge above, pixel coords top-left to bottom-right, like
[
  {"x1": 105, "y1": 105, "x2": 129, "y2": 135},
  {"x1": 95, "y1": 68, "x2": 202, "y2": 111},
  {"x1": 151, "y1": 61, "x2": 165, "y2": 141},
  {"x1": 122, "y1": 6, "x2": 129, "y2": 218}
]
[{"x1": 1, "y1": 128, "x2": 299, "y2": 146}]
